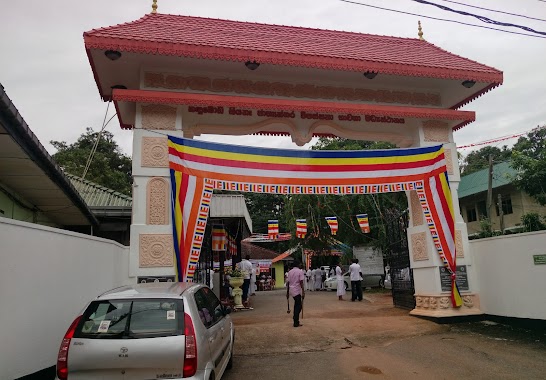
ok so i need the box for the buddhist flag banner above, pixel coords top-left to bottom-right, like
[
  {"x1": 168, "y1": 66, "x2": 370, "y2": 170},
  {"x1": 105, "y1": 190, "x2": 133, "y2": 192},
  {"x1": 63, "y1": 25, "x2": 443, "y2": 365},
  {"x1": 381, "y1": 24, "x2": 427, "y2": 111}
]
[
  {"x1": 325, "y1": 216, "x2": 338, "y2": 235},
  {"x1": 296, "y1": 219, "x2": 307, "y2": 238},
  {"x1": 212, "y1": 225, "x2": 227, "y2": 251},
  {"x1": 356, "y1": 214, "x2": 370, "y2": 233},
  {"x1": 268, "y1": 220, "x2": 279, "y2": 239},
  {"x1": 169, "y1": 136, "x2": 461, "y2": 307},
  {"x1": 227, "y1": 235, "x2": 237, "y2": 259}
]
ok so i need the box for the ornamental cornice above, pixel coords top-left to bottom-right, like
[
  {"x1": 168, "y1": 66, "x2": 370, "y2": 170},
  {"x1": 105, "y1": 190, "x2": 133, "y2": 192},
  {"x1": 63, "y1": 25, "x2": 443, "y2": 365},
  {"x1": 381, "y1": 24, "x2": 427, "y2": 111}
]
[
  {"x1": 113, "y1": 89, "x2": 475, "y2": 123},
  {"x1": 144, "y1": 72, "x2": 442, "y2": 107}
]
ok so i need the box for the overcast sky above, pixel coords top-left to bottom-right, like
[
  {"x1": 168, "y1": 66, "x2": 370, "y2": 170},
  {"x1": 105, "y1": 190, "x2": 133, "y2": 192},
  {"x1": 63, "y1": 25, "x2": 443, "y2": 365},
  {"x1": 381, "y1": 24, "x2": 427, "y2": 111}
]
[{"x1": 1, "y1": 0, "x2": 545, "y2": 158}]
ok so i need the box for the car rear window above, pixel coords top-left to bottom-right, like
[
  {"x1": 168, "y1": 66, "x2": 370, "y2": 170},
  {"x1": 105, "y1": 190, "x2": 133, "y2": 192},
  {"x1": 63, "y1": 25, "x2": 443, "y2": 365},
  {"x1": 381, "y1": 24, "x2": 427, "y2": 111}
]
[{"x1": 74, "y1": 298, "x2": 184, "y2": 339}]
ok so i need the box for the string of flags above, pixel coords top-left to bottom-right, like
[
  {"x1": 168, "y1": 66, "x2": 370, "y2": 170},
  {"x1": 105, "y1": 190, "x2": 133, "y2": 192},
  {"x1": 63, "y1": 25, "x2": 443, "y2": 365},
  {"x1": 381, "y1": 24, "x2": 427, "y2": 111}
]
[{"x1": 267, "y1": 213, "x2": 372, "y2": 239}]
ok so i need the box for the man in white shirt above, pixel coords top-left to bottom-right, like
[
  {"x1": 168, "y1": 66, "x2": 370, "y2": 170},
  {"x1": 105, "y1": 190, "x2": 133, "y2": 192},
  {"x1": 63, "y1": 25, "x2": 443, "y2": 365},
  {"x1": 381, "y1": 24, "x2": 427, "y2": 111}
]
[
  {"x1": 349, "y1": 258, "x2": 363, "y2": 302},
  {"x1": 237, "y1": 255, "x2": 253, "y2": 307},
  {"x1": 306, "y1": 268, "x2": 312, "y2": 291}
]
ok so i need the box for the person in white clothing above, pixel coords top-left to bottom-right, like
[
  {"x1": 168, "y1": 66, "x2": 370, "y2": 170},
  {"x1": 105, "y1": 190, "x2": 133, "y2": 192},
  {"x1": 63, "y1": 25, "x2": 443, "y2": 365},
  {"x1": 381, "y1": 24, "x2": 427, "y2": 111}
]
[
  {"x1": 349, "y1": 258, "x2": 363, "y2": 301},
  {"x1": 336, "y1": 261, "x2": 346, "y2": 300},
  {"x1": 237, "y1": 255, "x2": 253, "y2": 307},
  {"x1": 310, "y1": 268, "x2": 316, "y2": 291},
  {"x1": 314, "y1": 267, "x2": 322, "y2": 291},
  {"x1": 306, "y1": 268, "x2": 312, "y2": 291}
]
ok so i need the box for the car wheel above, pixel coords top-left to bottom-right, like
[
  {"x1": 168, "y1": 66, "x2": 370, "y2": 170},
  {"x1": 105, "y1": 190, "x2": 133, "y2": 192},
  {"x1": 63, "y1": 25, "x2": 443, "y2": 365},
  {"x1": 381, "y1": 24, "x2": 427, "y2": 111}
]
[
  {"x1": 344, "y1": 282, "x2": 349, "y2": 291},
  {"x1": 379, "y1": 278, "x2": 385, "y2": 288}
]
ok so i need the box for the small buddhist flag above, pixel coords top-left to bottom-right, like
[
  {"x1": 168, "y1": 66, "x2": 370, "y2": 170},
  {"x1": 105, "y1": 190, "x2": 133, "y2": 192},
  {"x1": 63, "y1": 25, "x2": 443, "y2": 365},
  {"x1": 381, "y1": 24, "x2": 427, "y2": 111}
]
[
  {"x1": 325, "y1": 216, "x2": 338, "y2": 235},
  {"x1": 356, "y1": 214, "x2": 370, "y2": 233},
  {"x1": 225, "y1": 235, "x2": 236, "y2": 259},
  {"x1": 296, "y1": 219, "x2": 307, "y2": 239},
  {"x1": 212, "y1": 225, "x2": 227, "y2": 251},
  {"x1": 268, "y1": 219, "x2": 279, "y2": 239}
]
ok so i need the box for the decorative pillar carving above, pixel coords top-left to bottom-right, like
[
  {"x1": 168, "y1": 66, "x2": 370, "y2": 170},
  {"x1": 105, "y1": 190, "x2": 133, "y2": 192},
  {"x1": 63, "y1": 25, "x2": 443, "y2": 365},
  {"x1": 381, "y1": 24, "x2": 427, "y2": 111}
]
[
  {"x1": 147, "y1": 177, "x2": 169, "y2": 225},
  {"x1": 142, "y1": 137, "x2": 169, "y2": 167},
  {"x1": 141, "y1": 104, "x2": 177, "y2": 130},
  {"x1": 422, "y1": 120, "x2": 449, "y2": 142},
  {"x1": 139, "y1": 234, "x2": 174, "y2": 267},
  {"x1": 455, "y1": 230, "x2": 464, "y2": 258},
  {"x1": 411, "y1": 232, "x2": 429, "y2": 261},
  {"x1": 409, "y1": 191, "x2": 423, "y2": 226}
]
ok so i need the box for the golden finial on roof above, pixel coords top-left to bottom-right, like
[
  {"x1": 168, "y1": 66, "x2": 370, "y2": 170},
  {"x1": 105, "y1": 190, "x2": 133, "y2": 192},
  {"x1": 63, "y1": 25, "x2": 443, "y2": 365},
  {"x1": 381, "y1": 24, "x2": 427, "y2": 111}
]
[
  {"x1": 151, "y1": 0, "x2": 158, "y2": 14},
  {"x1": 418, "y1": 20, "x2": 424, "y2": 41}
]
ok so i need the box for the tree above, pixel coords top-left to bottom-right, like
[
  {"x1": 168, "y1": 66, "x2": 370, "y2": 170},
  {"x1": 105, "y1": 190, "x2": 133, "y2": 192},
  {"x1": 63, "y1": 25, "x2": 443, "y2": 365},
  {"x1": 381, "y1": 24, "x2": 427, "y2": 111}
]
[
  {"x1": 460, "y1": 145, "x2": 512, "y2": 175},
  {"x1": 283, "y1": 138, "x2": 407, "y2": 255},
  {"x1": 511, "y1": 127, "x2": 546, "y2": 205},
  {"x1": 51, "y1": 128, "x2": 132, "y2": 195}
]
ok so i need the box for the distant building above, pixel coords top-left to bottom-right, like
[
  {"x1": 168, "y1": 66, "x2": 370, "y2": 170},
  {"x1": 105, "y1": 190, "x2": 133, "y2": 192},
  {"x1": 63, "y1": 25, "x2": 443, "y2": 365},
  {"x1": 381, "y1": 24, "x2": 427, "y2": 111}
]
[{"x1": 458, "y1": 161, "x2": 546, "y2": 235}]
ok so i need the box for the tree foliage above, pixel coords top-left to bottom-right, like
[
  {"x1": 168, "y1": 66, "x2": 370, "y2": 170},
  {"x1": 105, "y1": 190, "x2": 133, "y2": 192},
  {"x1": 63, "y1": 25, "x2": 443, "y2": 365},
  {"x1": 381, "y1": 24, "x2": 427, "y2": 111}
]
[
  {"x1": 511, "y1": 127, "x2": 546, "y2": 205},
  {"x1": 51, "y1": 127, "x2": 132, "y2": 195},
  {"x1": 460, "y1": 145, "x2": 512, "y2": 175}
]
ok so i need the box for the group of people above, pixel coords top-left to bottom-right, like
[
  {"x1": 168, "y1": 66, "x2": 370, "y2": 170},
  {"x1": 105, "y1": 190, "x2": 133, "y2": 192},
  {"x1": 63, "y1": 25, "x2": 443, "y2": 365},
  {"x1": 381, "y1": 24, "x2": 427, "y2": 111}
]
[
  {"x1": 285, "y1": 258, "x2": 365, "y2": 327},
  {"x1": 303, "y1": 266, "x2": 331, "y2": 291}
]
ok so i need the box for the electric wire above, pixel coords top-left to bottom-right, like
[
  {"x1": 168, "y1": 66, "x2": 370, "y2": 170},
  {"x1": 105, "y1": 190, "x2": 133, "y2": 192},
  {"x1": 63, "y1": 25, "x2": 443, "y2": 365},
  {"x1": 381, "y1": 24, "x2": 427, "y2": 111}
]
[
  {"x1": 410, "y1": 0, "x2": 546, "y2": 35},
  {"x1": 437, "y1": 0, "x2": 546, "y2": 22},
  {"x1": 82, "y1": 102, "x2": 117, "y2": 180},
  {"x1": 339, "y1": 0, "x2": 546, "y2": 39}
]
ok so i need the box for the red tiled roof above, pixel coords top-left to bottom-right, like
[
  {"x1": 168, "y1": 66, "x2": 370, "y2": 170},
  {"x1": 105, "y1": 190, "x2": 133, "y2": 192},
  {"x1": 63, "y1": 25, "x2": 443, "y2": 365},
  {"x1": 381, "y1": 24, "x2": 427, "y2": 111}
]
[
  {"x1": 241, "y1": 241, "x2": 279, "y2": 260},
  {"x1": 84, "y1": 13, "x2": 502, "y2": 83}
]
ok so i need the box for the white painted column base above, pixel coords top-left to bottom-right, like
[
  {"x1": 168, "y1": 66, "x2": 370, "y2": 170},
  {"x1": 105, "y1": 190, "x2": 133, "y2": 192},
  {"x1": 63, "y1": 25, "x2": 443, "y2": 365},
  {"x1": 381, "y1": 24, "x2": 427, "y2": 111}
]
[{"x1": 410, "y1": 293, "x2": 482, "y2": 317}]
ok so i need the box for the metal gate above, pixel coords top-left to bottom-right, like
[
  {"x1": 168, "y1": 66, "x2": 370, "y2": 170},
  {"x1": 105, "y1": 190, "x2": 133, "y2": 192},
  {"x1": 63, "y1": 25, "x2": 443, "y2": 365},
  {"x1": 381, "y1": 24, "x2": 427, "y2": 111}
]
[{"x1": 384, "y1": 208, "x2": 415, "y2": 309}]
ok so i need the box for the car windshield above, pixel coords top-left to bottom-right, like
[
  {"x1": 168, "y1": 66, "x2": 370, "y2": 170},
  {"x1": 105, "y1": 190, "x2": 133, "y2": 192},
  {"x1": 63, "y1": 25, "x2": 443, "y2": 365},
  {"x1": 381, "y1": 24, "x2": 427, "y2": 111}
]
[{"x1": 74, "y1": 298, "x2": 184, "y2": 339}]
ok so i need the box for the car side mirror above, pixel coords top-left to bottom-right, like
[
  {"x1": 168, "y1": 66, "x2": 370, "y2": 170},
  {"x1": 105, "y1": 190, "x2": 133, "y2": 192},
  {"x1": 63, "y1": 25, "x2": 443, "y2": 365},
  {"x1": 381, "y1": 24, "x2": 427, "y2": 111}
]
[{"x1": 223, "y1": 305, "x2": 232, "y2": 315}]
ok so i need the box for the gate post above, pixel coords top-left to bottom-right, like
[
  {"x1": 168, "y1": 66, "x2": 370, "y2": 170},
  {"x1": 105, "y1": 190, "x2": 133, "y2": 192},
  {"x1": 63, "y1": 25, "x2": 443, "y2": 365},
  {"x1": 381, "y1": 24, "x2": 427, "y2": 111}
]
[{"x1": 407, "y1": 121, "x2": 482, "y2": 317}]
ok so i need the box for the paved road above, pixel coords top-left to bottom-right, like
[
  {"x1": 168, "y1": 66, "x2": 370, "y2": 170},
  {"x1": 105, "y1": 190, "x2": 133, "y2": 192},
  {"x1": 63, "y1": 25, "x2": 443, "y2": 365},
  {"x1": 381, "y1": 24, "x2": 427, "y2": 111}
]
[{"x1": 223, "y1": 289, "x2": 546, "y2": 380}]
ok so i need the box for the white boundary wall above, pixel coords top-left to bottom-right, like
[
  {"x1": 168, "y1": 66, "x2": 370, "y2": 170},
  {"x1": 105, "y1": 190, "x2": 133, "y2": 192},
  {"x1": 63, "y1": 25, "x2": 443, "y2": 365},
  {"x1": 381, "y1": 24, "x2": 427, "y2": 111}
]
[
  {"x1": 471, "y1": 230, "x2": 546, "y2": 320},
  {"x1": 0, "y1": 217, "x2": 132, "y2": 379}
]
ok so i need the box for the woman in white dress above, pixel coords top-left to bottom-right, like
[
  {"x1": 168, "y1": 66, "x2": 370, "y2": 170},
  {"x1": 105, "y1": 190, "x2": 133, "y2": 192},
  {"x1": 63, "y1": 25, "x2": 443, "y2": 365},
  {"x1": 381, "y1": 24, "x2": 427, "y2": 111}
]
[{"x1": 336, "y1": 262, "x2": 345, "y2": 300}]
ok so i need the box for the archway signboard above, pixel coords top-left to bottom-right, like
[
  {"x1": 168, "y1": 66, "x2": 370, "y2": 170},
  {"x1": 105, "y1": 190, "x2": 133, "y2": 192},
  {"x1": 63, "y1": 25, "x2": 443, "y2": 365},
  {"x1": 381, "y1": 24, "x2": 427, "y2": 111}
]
[{"x1": 168, "y1": 135, "x2": 462, "y2": 307}]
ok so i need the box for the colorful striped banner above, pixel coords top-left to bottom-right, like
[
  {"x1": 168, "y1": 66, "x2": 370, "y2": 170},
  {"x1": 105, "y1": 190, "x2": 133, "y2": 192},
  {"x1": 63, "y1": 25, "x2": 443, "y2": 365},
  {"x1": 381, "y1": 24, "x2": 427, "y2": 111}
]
[
  {"x1": 268, "y1": 219, "x2": 279, "y2": 239},
  {"x1": 212, "y1": 225, "x2": 227, "y2": 251},
  {"x1": 296, "y1": 219, "x2": 307, "y2": 239},
  {"x1": 325, "y1": 216, "x2": 338, "y2": 235},
  {"x1": 356, "y1": 213, "x2": 370, "y2": 233},
  {"x1": 169, "y1": 136, "x2": 461, "y2": 307}
]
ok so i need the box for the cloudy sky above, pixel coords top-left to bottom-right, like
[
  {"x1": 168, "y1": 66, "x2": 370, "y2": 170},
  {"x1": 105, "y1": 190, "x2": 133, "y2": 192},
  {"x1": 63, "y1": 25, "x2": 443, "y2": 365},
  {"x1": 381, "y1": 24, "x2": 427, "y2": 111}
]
[{"x1": 1, "y1": 0, "x2": 545, "y2": 158}]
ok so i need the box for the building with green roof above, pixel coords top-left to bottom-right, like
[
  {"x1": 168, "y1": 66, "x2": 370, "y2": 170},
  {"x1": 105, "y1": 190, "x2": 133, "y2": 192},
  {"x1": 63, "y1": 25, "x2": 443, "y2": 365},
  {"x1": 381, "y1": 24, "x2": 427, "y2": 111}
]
[{"x1": 458, "y1": 161, "x2": 546, "y2": 235}]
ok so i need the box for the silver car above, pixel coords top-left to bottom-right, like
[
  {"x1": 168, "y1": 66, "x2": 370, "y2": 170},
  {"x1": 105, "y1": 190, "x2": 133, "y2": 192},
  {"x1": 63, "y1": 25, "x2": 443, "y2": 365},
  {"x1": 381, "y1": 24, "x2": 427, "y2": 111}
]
[{"x1": 56, "y1": 282, "x2": 234, "y2": 380}]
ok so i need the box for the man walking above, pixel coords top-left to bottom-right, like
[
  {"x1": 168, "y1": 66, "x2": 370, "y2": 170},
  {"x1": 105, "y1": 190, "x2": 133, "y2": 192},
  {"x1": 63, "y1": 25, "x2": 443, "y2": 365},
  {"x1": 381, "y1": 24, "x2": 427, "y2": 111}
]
[
  {"x1": 286, "y1": 261, "x2": 305, "y2": 327},
  {"x1": 238, "y1": 255, "x2": 253, "y2": 307},
  {"x1": 349, "y1": 258, "x2": 363, "y2": 301}
]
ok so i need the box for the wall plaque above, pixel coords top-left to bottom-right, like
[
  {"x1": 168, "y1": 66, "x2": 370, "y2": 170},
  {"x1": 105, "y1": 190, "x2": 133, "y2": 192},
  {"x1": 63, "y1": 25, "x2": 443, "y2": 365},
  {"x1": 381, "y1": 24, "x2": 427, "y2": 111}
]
[{"x1": 439, "y1": 265, "x2": 469, "y2": 291}]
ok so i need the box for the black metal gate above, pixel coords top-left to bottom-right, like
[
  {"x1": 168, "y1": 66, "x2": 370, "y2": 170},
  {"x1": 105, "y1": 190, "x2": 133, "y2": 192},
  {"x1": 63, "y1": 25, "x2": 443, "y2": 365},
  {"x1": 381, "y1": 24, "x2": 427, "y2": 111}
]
[{"x1": 384, "y1": 208, "x2": 415, "y2": 309}]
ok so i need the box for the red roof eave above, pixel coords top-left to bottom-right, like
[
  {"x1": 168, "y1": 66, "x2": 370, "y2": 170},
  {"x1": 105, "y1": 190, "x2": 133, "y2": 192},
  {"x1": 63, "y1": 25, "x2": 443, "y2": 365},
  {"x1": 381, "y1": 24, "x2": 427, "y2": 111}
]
[
  {"x1": 112, "y1": 89, "x2": 475, "y2": 130},
  {"x1": 84, "y1": 35, "x2": 503, "y2": 84}
]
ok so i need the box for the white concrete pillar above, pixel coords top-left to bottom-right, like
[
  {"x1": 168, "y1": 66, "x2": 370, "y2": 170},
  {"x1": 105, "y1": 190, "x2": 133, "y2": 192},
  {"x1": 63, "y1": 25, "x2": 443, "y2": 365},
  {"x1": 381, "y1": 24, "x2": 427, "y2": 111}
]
[{"x1": 408, "y1": 121, "x2": 482, "y2": 317}]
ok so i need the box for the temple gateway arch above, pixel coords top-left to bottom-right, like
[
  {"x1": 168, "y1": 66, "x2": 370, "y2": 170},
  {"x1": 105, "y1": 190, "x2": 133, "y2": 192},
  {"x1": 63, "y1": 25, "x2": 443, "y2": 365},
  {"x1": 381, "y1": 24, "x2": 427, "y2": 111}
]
[{"x1": 84, "y1": 10, "x2": 502, "y2": 317}]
